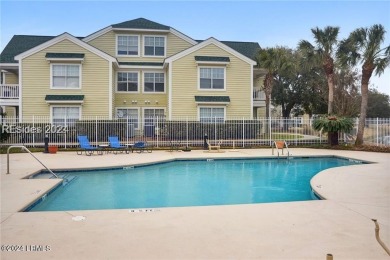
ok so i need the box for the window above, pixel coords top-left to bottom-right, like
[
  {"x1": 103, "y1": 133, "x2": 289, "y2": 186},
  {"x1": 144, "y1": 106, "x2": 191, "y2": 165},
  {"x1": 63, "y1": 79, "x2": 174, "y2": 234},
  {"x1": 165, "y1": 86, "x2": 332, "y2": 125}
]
[
  {"x1": 117, "y1": 35, "x2": 139, "y2": 56},
  {"x1": 52, "y1": 64, "x2": 80, "y2": 89},
  {"x1": 117, "y1": 72, "x2": 138, "y2": 92},
  {"x1": 52, "y1": 107, "x2": 80, "y2": 126},
  {"x1": 199, "y1": 107, "x2": 225, "y2": 123},
  {"x1": 116, "y1": 108, "x2": 139, "y2": 129},
  {"x1": 144, "y1": 36, "x2": 165, "y2": 56},
  {"x1": 144, "y1": 108, "x2": 165, "y2": 125},
  {"x1": 199, "y1": 68, "x2": 225, "y2": 90},
  {"x1": 144, "y1": 73, "x2": 164, "y2": 92}
]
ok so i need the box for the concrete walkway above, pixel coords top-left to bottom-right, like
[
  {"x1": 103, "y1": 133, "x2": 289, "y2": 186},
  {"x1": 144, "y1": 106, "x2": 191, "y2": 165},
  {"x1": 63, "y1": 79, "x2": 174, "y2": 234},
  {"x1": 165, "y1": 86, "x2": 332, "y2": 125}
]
[{"x1": 1, "y1": 148, "x2": 389, "y2": 259}]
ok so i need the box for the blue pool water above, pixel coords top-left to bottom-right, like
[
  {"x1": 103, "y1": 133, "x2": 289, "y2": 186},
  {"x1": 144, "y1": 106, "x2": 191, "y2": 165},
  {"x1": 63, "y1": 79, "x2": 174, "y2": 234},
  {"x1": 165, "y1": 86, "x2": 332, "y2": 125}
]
[{"x1": 27, "y1": 157, "x2": 361, "y2": 211}]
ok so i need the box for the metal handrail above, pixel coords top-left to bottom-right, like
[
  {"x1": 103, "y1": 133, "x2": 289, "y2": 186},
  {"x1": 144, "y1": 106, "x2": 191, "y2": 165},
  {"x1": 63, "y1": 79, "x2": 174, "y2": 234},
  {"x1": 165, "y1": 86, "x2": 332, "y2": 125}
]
[
  {"x1": 7, "y1": 145, "x2": 59, "y2": 178},
  {"x1": 272, "y1": 140, "x2": 290, "y2": 158}
]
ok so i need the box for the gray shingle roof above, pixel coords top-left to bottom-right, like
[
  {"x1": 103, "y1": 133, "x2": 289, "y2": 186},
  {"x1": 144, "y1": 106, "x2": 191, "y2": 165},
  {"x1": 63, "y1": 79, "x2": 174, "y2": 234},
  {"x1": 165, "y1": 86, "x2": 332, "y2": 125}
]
[
  {"x1": 45, "y1": 95, "x2": 85, "y2": 101},
  {"x1": 45, "y1": 53, "x2": 85, "y2": 59},
  {"x1": 196, "y1": 40, "x2": 260, "y2": 60},
  {"x1": 195, "y1": 96, "x2": 230, "y2": 103},
  {"x1": 195, "y1": 56, "x2": 230, "y2": 62},
  {"x1": 1, "y1": 35, "x2": 55, "y2": 63},
  {"x1": 112, "y1": 18, "x2": 170, "y2": 30}
]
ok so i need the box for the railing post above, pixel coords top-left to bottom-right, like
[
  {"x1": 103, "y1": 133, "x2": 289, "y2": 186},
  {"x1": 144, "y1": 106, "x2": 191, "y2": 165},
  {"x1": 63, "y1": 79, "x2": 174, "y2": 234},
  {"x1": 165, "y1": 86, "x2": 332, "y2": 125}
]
[
  {"x1": 95, "y1": 116, "x2": 98, "y2": 145},
  {"x1": 376, "y1": 117, "x2": 379, "y2": 146},
  {"x1": 156, "y1": 116, "x2": 159, "y2": 148},
  {"x1": 242, "y1": 117, "x2": 245, "y2": 147},
  {"x1": 295, "y1": 117, "x2": 298, "y2": 146},
  {"x1": 32, "y1": 115, "x2": 35, "y2": 148},
  {"x1": 126, "y1": 116, "x2": 129, "y2": 145},
  {"x1": 64, "y1": 116, "x2": 67, "y2": 149},
  {"x1": 186, "y1": 117, "x2": 189, "y2": 148}
]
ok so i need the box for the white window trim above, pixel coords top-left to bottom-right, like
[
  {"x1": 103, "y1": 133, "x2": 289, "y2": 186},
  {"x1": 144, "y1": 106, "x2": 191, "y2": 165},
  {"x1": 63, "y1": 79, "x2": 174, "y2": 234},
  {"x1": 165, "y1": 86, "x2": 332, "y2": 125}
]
[
  {"x1": 115, "y1": 71, "x2": 140, "y2": 93},
  {"x1": 50, "y1": 63, "x2": 82, "y2": 90},
  {"x1": 197, "y1": 106, "x2": 226, "y2": 122},
  {"x1": 50, "y1": 105, "x2": 82, "y2": 124},
  {"x1": 116, "y1": 34, "x2": 140, "y2": 57},
  {"x1": 197, "y1": 66, "x2": 226, "y2": 91},
  {"x1": 142, "y1": 71, "x2": 166, "y2": 94},
  {"x1": 115, "y1": 107, "x2": 140, "y2": 130},
  {"x1": 142, "y1": 35, "x2": 167, "y2": 58},
  {"x1": 142, "y1": 107, "x2": 166, "y2": 120}
]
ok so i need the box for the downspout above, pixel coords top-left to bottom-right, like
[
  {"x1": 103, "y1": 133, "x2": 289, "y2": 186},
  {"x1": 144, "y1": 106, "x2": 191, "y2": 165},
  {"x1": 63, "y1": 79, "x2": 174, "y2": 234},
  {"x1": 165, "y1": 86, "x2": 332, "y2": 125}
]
[
  {"x1": 168, "y1": 61, "x2": 172, "y2": 120},
  {"x1": 18, "y1": 60, "x2": 23, "y2": 122},
  {"x1": 108, "y1": 61, "x2": 113, "y2": 120},
  {"x1": 250, "y1": 64, "x2": 253, "y2": 119}
]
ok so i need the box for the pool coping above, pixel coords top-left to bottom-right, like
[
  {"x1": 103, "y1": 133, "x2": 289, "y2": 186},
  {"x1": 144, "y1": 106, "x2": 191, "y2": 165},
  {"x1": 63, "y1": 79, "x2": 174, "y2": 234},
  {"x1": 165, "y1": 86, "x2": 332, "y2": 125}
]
[
  {"x1": 24, "y1": 155, "x2": 368, "y2": 212},
  {"x1": 1, "y1": 148, "x2": 389, "y2": 259}
]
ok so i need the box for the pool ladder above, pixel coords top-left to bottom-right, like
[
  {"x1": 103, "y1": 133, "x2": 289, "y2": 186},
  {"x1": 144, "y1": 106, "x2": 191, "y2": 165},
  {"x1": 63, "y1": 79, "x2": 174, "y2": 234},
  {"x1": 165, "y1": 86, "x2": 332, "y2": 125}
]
[
  {"x1": 272, "y1": 140, "x2": 290, "y2": 159},
  {"x1": 6, "y1": 145, "x2": 59, "y2": 178}
]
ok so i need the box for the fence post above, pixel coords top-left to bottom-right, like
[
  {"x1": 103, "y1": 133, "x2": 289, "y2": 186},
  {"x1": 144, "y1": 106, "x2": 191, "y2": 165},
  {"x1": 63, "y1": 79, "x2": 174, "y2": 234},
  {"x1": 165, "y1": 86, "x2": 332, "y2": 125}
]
[
  {"x1": 95, "y1": 116, "x2": 98, "y2": 145},
  {"x1": 186, "y1": 117, "x2": 189, "y2": 148},
  {"x1": 156, "y1": 116, "x2": 159, "y2": 148},
  {"x1": 269, "y1": 117, "x2": 272, "y2": 146},
  {"x1": 376, "y1": 117, "x2": 379, "y2": 146},
  {"x1": 242, "y1": 117, "x2": 245, "y2": 148},
  {"x1": 64, "y1": 116, "x2": 67, "y2": 149},
  {"x1": 126, "y1": 116, "x2": 129, "y2": 145},
  {"x1": 295, "y1": 117, "x2": 298, "y2": 146},
  {"x1": 32, "y1": 115, "x2": 35, "y2": 148}
]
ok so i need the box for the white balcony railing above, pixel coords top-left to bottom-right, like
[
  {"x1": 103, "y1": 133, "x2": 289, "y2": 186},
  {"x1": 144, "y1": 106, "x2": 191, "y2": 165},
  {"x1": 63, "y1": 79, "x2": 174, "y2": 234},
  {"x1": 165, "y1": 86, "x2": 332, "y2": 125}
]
[
  {"x1": 0, "y1": 84, "x2": 19, "y2": 99},
  {"x1": 253, "y1": 89, "x2": 265, "y2": 100}
]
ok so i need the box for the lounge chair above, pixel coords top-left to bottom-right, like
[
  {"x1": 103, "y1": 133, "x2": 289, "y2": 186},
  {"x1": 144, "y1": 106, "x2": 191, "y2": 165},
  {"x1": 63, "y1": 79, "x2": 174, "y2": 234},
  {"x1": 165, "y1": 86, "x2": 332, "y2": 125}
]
[
  {"x1": 206, "y1": 139, "x2": 222, "y2": 152},
  {"x1": 133, "y1": 141, "x2": 153, "y2": 153},
  {"x1": 77, "y1": 135, "x2": 103, "y2": 156},
  {"x1": 108, "y1": 136, "x2": 130, "y2": 154}
]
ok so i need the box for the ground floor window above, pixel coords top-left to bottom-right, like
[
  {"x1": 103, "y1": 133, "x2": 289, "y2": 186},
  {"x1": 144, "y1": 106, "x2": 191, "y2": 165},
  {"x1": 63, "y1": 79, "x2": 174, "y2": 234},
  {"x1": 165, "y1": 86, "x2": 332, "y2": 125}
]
[
  {"x1": 199, "y1": 107, "x2": 225, "y2": 123},
  {"x1": 116, "y1": 108, "x2": 139, "y2": 129},
  {"x1": 52, "y1": 106, "x2": 80, "y2": 125},
  {"x1": 144, "y1": 108, "x2": 165, "y2": 124}
]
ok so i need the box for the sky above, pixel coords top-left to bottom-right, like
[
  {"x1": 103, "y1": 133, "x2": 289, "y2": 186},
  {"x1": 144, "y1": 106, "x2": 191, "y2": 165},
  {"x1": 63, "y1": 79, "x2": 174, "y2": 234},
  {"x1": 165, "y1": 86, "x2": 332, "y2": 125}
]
[{"x1": 1, "y1": 0, "x2": 389, "y2": 95}]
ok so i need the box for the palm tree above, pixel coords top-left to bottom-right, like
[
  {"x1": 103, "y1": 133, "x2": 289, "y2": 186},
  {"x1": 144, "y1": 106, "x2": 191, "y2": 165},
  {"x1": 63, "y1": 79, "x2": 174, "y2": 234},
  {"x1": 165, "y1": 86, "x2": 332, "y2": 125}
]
[
  {"x1": 298, "y1": 26, "x2": 340, "y2": 115},
  {"x1": 312, "y1": 115, "x2": 354, "y2": 145},
  {"x1": 338, "y1": 24, "x2": 390, "y2": 145},
  {"x1": 256, "y1": 47, "x2": 294, "y2": 118}
]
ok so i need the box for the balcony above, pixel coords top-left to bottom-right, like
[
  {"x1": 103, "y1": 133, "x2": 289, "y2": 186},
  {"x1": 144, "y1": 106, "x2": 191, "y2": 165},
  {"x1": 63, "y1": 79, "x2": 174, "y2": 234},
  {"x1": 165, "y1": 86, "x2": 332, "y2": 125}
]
[
  {"x1": 0, "y1": 84, "x2": 19, "y2": 106},
  {"x1": 253, "y1": 89, "x2": 265, "y2": 107}
]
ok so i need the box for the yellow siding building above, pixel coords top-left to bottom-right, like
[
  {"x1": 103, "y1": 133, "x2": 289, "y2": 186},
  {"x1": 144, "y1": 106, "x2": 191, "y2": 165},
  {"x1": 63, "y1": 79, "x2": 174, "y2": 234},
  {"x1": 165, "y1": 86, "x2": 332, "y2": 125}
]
[{"x1": 0, "y1": 18, "x2": 265, "y2": 124}]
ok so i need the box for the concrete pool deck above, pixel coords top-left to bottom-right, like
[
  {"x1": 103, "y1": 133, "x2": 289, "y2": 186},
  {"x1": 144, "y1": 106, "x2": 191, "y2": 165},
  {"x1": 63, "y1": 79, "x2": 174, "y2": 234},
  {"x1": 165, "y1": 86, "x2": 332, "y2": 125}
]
[{"x1": 1, "y1": 148, "x2": 389, "y2": 259}]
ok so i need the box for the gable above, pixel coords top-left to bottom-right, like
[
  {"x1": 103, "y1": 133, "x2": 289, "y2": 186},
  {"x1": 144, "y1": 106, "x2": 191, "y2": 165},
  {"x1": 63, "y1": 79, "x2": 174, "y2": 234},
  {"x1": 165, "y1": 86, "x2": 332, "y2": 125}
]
[
  {"x1": 14, "y1": 33, "x2": 116, "y2": 63},
  {"x1": 165, "y1": 38, "x2": 257, "y2": 66}
]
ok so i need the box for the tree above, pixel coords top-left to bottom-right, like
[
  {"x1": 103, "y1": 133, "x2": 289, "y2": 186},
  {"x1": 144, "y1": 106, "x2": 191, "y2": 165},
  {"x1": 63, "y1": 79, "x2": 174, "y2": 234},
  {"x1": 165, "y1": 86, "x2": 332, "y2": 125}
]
[
  {"x1": 367, "y1": 88, "x2": 390, "y2": 118},
  {"x1": 256, "y1": 47, "x2": 293, "y2": 118},
  {"x1": 338, "y1": 24, "x2": 390, "y2": 145},
  {"x1": 312, "y1": 116, "x2": 354, "y2": 145},
  {"x1": 298, "y1": 26, "x2": 340, "y2": 115},
  {"x1": 333, "y1": 68, "x2": 361, "y2": 117}
]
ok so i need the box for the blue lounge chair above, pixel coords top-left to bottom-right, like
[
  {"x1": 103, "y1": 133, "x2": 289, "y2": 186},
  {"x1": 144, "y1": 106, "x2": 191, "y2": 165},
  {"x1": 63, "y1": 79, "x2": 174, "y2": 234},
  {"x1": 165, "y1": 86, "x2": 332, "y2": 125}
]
[
  {"x1": 77, "y1": 135, "x2": 103, "y2": 156},
  {"x1": 108, "y1": 136, "x2": 130, "y2": 154},
  {"x1": 133, "y1": 141, "x2": 153, "y2": 153}
]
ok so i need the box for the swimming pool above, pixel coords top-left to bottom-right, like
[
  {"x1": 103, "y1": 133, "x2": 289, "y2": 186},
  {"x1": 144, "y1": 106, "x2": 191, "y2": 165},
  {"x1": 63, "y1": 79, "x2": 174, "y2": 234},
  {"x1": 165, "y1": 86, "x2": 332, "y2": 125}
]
[{"x1": 27, "y1": 157, "x2": 362, "y2": 211}]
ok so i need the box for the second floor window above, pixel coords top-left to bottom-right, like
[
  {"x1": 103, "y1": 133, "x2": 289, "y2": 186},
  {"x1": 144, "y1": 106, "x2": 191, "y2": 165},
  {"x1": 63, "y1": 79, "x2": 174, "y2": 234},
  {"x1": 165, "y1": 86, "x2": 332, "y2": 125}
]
[
  {"x1": 199, "y1": 68, "x2": 225, "y2": 90},
  {"x1": 117, "y1": 35, "x2": 138, "y2": 56},
  {"x1": 117, "y1": 72, "x2": 138, "y2": 92},
  {"x1": 144, "y1": 36, "x2": 165, "y2": 56},
  {"x1": 144, "y1": 73, "x2": 164, "y2": 93},
  {"x1": 52, "y1": 64, "x2": 80, "y2": 89}
]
